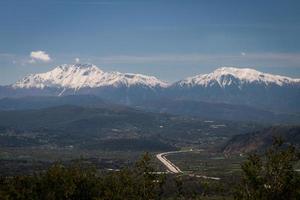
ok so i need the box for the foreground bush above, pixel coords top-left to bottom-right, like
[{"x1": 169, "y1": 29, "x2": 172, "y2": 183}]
[{"x1": 235, "y1": 137, "x2": 300, "y2": 200}]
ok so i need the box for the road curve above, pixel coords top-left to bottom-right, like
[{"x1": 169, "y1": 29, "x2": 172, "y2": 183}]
[
  {"x1": 156, "y1": 150, "x2": 192, "y2": 173},
  {"x1": 156, "y1": 149, "x2": 221, "y2": 180}
]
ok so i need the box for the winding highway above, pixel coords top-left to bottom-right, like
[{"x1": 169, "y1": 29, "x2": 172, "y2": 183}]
[
  {"x1": 156, "y1": 149, "x2": 220, "y2": 180},
  {"x1": 156, "y1": 150, "x2": 191, "y2": 173}
]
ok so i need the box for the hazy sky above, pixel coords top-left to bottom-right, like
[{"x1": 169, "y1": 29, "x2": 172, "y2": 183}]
[{"x1": 1, "y1": 0, "x2": 300, "y2": 84}]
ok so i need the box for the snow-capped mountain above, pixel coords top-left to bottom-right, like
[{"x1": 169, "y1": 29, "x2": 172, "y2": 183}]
[
  {"x1": 13, "y1": 64, "x2": 168, "y2": 89},
  {"x1": 169, "y1": 67, "x2": 300, "y2": 113},
  {"x1": 0, "y1": 65, "x2": 299, "y2": 113},
  {"x1": 6, "y1": 64, "x2": 169, "y2": 104},
  {"x1": 176, "y1": 67, "x2": 300, "y2": 88}
]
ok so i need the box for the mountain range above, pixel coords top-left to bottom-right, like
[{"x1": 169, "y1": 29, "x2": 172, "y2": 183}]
[{"x1": 0, "y1": 64, "x2": 299, "y2": 115}]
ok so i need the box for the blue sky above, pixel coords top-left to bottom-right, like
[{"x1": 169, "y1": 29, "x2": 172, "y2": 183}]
[{"x1": 1, "y1": 0, "x2": 300, "y2": 84}]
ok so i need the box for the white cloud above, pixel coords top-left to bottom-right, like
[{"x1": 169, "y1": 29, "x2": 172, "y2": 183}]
[
  {"x1": 30, "y1": 51, "x2": 51, "y2": 63},
  {"x1": 75, "y1": 58, "x2": 80, "y2": 63},
  {"x1": 241, "y1": 52, "x2": 246, "y2": 56}
]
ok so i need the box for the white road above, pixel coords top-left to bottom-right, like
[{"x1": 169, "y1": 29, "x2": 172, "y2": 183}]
[
  {"x1": 156, "y1": 149, "x2": 221, "y2": 180},
  {"x1": 156, "y1": 150, "x2": 192, "y2": 173}
]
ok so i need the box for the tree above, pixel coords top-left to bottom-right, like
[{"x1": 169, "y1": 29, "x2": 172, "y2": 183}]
[
  {"x1": 235, "y1": 137, "x2": 300, "y2": 200},
  {"x1": 135, "y1": 152, "x2": 159, "y2": 199}
]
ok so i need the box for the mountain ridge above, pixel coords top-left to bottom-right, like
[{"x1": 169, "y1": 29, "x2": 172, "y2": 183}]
[
  {"x1": 10, "y1": 65, "x2": 300, "y2": 89},
  {"x1": 12, "y1": 64, "x2": 169, "y2": 89},
  {"x1": 1, "y1": 64, "x2": 299, "y2": 114},
  {"x1": 175, "y1": 67, "x2": 300, "y2": 88}
]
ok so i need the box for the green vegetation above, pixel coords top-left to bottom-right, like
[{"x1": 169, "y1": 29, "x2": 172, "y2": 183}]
[
  {"x1": 0, "y1": 103, "x2": 299, "y2": 199},
  {"x1": 0, "y1": 137, "x2": 299, "y2": 200},
  {"x1": 0, "y1": 153, "x2": 229, "y2": 200},
  {"x1": 167, "y1": 151, "x2": 245, "y2": 178},
  {"x1": 235, "y1": 137, "x2": 300, "y2": 200}
]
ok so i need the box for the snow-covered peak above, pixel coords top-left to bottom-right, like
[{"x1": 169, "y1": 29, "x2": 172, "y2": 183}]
[
  {"x1": 109, "y1": 72, "x2": 169, "y2": 88},
  {"x1": 56, "y1": 63, "x2": 102, "y2": 72},
  {"x1": 13, "y1": 64, "x2": 168, "y2": 89},
  {"x1": 177, "y1": 67, "x2": 300, "y2": 88}
]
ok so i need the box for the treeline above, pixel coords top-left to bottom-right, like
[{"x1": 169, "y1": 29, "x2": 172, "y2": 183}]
[
  {"x1": 0, "y1": 139, "x2": 299, "y2": 200},
  {"x1": 0, "y1": 153, "x2": 227, "y2": 200}
]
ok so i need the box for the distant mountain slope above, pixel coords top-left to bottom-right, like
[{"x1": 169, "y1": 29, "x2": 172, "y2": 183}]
[
  {"x1": 135, "y1": 99, "x2": 300, "y2": 124},
  {"x1": 0, "y1": 95, "x2": 110, "y2": 110},
  {"x1": 1, "y1": 95, "x2": 299, "y2": 123},
  {"x1": 0, "y1": 105, "x2": 176, "y2": 151},
  {"x1": 223, "y1": 126, "x2": 300, "y2": 154},
  {"x1": 0, "y1": 105, "x2": 260, "y2": 150},
  {"x1": 169, "y1": 67, "x2": 300, "y2": 113}
]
